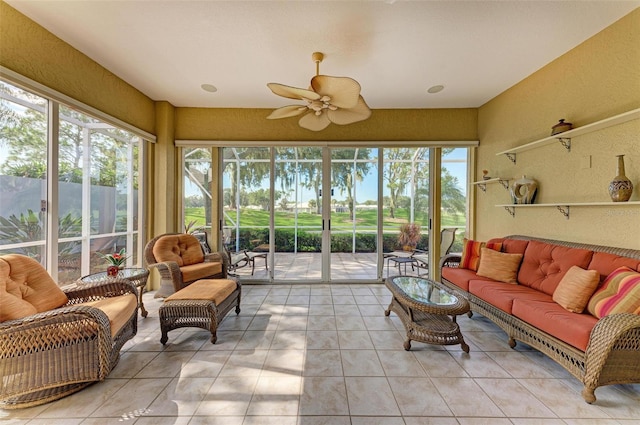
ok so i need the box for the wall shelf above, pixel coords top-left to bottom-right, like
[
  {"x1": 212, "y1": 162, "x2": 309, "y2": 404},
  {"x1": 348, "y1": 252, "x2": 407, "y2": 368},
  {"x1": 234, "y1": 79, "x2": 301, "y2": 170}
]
[
  {"x1": 472, "y1": 178, "x2": 510, "y2": 192},
  {"x1": 496, "y1": 108, "x2": 640, "y2": 164},
  {"x1": 496, "y1": 201, "x2": 640, "y2": 219}
]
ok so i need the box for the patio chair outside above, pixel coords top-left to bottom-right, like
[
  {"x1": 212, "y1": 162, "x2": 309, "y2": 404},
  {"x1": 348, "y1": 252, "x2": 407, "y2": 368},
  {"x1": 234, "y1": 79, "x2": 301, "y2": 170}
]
[{"x1": 413, "y1": 228, "x2": 457, "y2": 274}]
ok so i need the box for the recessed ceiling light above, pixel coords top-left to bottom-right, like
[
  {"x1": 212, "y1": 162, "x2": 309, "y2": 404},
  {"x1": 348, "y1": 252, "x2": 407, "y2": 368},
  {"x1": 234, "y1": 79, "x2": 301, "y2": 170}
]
[
  {"x1": 427, "y1": 85, "x2": 444, "y2": 94},
  {"x1": 201, "y1": 84, "x2": 217, "y2": 93}
]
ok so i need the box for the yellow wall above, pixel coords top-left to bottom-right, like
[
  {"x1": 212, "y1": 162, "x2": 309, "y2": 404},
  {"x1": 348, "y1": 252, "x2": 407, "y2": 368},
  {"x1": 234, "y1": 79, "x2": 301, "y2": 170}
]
[
  {"x1": 0, "y1": 1, "x2": 156, "y2": 135},
  {"x1": 477, "y1": 8, "x2": 640, "y2": 249},
  {"x1": 175, "y1": 108, "x2": 478, "y2": 141}
]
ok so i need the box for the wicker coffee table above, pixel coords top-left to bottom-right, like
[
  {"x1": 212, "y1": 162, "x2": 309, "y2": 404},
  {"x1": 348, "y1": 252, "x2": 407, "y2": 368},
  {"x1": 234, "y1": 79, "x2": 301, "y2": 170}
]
[{"x1": 385, "y1": 275, "x2": 470, "y2": 352}]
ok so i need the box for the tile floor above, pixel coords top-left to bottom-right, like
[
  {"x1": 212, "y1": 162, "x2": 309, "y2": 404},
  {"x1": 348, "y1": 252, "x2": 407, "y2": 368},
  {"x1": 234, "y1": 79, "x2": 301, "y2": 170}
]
[{"x1": 3, "y1": 283, "x2": 640, "y2": 424}]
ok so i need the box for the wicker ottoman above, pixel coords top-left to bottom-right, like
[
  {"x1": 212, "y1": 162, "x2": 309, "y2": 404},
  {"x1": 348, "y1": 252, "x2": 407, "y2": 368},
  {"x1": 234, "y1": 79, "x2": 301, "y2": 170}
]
[{"x1": 159, "y1": 278, "x2": 241, "y2": 344}]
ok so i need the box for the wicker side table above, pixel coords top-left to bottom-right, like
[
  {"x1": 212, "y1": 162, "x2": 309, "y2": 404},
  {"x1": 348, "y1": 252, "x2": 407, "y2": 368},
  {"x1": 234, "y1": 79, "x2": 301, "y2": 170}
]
[{"x1": 80, "y1": 268, "x2": 150, "y2": 317}]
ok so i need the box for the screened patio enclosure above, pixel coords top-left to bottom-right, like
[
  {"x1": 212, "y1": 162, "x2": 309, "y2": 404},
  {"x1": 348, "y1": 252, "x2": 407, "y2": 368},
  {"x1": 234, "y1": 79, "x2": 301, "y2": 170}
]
[{"x1": 183, "y1": 145, "x2": 470, "y2": 283}]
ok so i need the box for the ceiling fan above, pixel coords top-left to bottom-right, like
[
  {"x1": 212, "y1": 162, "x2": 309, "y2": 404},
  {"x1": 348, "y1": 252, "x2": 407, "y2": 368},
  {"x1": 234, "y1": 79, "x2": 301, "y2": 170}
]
[{"x1": 266, "y1": 52, "x2": 371, "y2": 131}]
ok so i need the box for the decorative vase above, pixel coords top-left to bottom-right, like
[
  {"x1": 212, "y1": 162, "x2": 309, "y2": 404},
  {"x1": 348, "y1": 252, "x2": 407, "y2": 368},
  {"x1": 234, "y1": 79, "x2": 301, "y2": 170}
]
[
  {"x1": 608, "y1": 154, "x2": 633, "y2": 202},
  {"x1": 551, "y1": 119, "x2": 573, "y2": 136},
  {"x1": 510, "y1": 175, "x2": 538, "y2": 204},
  {"x1": 106, "y1": 265, "x2": 120, "y2": 277}
]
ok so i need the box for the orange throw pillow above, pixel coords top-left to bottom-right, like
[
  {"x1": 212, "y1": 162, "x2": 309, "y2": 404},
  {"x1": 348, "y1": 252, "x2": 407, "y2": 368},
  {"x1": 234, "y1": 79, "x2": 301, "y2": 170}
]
[
  {"x1": 476, "y1": 247, "x2": 523, "y2": 284},
  {"x1": 552, "y1": 266, "x2": 600, "y2": 313},
  {"x1": 458, "y1": 238, "x2": 502, "y2": 271}
]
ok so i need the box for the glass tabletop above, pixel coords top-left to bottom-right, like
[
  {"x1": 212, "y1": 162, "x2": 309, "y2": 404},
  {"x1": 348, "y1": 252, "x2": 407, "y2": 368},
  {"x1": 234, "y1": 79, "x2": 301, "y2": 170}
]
[
  {"x1": 80, "y1": 268, "x2": 148, "y2": 283},
  {"x1": 389, "y1": 276, "x2": 458, "y2": 306}
]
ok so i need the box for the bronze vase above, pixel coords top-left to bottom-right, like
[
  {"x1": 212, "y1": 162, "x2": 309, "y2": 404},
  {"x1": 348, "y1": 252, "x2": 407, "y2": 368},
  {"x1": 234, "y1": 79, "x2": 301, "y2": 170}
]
[{"x1": 608, "y1": 155, "x2": 633, "y2": 202}]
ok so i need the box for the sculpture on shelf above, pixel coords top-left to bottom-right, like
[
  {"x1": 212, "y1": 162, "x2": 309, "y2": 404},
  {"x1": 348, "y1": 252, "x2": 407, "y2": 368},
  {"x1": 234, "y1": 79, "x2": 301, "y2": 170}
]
[
  {"x1": 608, "y1": 154, "x2": 633, "y2": 202},
  {"x1": 510, "y1": 175, "x2": 538, "y2": 204}
]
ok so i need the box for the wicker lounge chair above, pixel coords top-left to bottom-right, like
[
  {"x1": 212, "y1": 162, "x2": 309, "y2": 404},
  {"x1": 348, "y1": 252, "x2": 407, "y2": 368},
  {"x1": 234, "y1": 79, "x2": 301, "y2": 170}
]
[
  {"x1": 144, "y1": 233, "x2": 227, "y2": 297},
  {"x1": 0, "y1": 254, "x2": 138, "y2": 409}
]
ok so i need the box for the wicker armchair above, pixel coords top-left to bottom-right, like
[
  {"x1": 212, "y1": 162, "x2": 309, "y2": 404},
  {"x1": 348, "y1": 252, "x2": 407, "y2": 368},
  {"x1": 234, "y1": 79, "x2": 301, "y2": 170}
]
[
  {"x1": 0, "y1": 254, "x2": 138, "y2": 409},
  {"x1": 144, "y1": 233, "x2": 227, "y2": 298}
]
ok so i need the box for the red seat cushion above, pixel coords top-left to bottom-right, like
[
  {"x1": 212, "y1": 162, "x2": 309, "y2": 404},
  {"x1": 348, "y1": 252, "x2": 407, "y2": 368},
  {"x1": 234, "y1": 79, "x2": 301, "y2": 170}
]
[
  {"x1": 469, "y1": 280, "x2": 553, "y2": 314},
  {"x1": 512, "y1": 299, "x2": 597, "y2": 351},
  {"x1": 588, "y1": 252, "x2": 640, "y2": 283},
  {"x1": 442, "y1": 267, "x2": 494, "y2": 292}
]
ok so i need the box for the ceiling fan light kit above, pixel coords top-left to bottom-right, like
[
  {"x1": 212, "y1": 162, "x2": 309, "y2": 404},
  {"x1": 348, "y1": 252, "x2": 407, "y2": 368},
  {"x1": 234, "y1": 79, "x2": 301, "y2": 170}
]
[{"x1": 267, "y1": 51, "x2": 371, "y2": 131}]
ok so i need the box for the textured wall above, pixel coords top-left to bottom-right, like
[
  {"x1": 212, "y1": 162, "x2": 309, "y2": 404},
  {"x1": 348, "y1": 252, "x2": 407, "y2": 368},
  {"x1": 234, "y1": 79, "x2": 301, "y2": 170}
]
[
  {"x1": 175, "y1": 108, "x2": 478, "y2": 141},
  {"x1": 0, "y1": 1, "x2": 155, "y2": 134},
  {"x1": 477, "y1": 9, "x2": 640, "y2": 249}
]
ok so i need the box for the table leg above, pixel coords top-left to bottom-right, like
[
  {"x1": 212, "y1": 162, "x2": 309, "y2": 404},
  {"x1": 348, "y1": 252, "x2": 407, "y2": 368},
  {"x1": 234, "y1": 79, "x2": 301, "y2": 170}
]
[{"x1": 138, "y1": 285, "x2": 148, "y2": 318}]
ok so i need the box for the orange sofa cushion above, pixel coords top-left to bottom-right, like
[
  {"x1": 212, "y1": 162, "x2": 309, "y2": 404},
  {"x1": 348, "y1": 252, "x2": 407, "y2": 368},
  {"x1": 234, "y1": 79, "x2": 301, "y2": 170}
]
[
  {"x1": 487, "y1": 238, "x2": 530, "y2": 255},
  {"x1": 476, "y1": 248, "x2": 523, "y2": 284},
  {"x1": 181, "y1": 262, "x2": 223, "y2": 283},
  {"x1": 587, "y1": 252, "x2": 640, "y2": 283},
  {"x1": 469, "y1": 280, "x2": 553, "y2": 314},
  {"x1": 442, "y1": 267, "x2": 494, "y2": 292},
  {"x1": 79, "y1": 294, "x2": 138, "y2": 337},
  {"x1": 152, "y1": 234, "x2": 205, "y2": 266},
  {"x1": 0, "y1": 254, "x2": 68, "y2": 322},
  {"x1": 512, "y1": 299, "x2": 597, "y2": 351},
  {"x1": 517, "y1": 240, "x2": 593, "y2": 296},
  {"x1": 166, "y1": 278, "x2": 237, "y2": 306}
]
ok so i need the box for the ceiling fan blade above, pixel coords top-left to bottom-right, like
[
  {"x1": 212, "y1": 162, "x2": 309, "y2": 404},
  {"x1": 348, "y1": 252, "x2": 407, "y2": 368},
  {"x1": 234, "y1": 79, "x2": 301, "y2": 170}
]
[
  {"x1": 327, "y1": 95, "x2": 372, "y2": 125},
  {"x1": 267, "y1": 83, "x2": 321, "y2": 101},
  {"x1": 311, "y1": 75, "x2": 361, "y2": 109},
  {"x1": 266, "y1": 105, "x2": 307, "y2": 119},
  {"x1": 299, "y1": 111, "x2": 331, "y2": 131}
]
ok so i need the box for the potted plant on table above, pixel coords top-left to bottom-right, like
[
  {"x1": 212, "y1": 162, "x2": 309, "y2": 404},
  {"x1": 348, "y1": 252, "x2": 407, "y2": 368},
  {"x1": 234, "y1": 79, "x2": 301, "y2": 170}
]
[
  {"x1": 98, "y1": 248, "x2": 129, "y2": 276},
  {"x1": 398, "y1": 222, "x2": 421, "y2": 252}
]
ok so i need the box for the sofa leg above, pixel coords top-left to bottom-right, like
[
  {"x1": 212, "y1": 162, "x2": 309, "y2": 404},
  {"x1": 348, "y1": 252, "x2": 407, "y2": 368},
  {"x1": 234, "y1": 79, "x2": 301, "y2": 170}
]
[
  {"x1": 582, "y1": 387, "x2": 596, "y2": 404},
  {"x1": 508, "y1": 337, "x2": 516, "y2": 348},
  {"x1": 467, "y1": 311, "x2": 473, "y2": 318}
]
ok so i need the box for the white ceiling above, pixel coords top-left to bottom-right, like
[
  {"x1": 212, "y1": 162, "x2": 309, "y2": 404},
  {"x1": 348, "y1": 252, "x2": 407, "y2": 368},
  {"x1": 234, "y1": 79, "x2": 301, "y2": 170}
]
[{"x1": 6, "y1": 1, "x2": 639, "y2": 109}]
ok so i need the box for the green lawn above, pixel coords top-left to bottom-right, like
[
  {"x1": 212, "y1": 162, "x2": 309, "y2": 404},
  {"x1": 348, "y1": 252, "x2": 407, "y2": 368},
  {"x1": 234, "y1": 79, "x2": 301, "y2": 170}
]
[{"x1": 186, "y1": 207, "x2": 465, "y2": 231}]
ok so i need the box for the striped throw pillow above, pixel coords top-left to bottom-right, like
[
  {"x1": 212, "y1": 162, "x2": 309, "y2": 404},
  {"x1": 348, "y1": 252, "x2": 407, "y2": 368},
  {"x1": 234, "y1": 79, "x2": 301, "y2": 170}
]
[
  {"x1": 458, "y1": 238, "x2": 503, "y2": 271},
  {"x1": 587, "y1": 266, "x2": 640, "y2": 318}
]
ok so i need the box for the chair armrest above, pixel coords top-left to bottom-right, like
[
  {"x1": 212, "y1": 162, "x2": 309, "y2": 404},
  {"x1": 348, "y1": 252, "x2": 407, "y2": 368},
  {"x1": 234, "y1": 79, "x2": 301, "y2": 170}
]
[
  {"x1": 64, "y1": 278, "x2": 137, "y2": 304},
  {"x1": 204, "y1": 252, "x2": 223, "y2": 263},
  {"x1": 440, "y1": 253, "x2": 462, "y2": 268},
  {"x1": 148, "y1": 261, "x2": 184, "y2": 286}
]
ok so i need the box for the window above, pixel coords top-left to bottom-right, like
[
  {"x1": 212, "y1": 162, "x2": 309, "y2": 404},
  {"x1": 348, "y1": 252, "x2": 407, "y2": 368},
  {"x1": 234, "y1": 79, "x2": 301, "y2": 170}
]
[{"x1": 0, "y1": 80, "x2": 146, "y2": 285}]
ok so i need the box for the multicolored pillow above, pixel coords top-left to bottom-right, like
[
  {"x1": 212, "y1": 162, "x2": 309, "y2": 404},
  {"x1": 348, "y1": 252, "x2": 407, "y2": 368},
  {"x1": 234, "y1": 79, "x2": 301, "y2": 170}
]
[
  {"x1": 458, "y1": 238, "x2": 503, "y2": 271},
  {"x1": 587, "y1": 266, "x2": 640, "y2": 318}
]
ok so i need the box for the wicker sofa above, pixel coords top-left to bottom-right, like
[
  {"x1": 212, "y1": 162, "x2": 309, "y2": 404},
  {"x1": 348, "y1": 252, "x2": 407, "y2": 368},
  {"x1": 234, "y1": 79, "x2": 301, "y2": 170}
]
[
  {"x1": 439, "y1": 235, "x2": 640, "y2": 404},
  {"x1": 0, "y1": 254, "x2": 138, "y2": 409}
]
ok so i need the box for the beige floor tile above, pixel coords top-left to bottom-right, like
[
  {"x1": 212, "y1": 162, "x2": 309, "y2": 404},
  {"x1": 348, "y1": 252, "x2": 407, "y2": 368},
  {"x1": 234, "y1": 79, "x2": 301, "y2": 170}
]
[
  {"x1": 296, "y1": 416, "x2": 350, "y2": 425},
  {"x1": 248, "y1": 314, "x2": 280, "y2": 331},
  {"x1": 518, "y1": 379, "x2": 612, "y2": 419},
  {"x1": 36, "y1": 379, "x2": 128, "y2": 418},
  {"x1": 219, "y1": 350, "x2": 269, "y2": 377},
  {"x1": 188, "y1": 416, "x2": 244, "y2": 425},
  {"x1": 485, "y1": 351, "x2": 555, "y2": 379},
  {"x1": 362, "y1": 316, "x2": 398, "y2": 331},
  {"x1": 306, "y1": 315, "x2": 337, "y2": 330},
  {"x1": 475, "y1": 378, "x2": 556, "y2": 418},
  {"x1": 344, "y1": 377, "x2": 401, "y2": 416},
  {"x1": 350, "y1": 417, "x2": 405, "y2": 425},
  {"x1": 369, "y1": 330, "x2": 407, "y2": 350},
  {"x1": 335, "y1": 315, "x2": 367, "y2": 330},
  {"x1": 377, "y1": 350, "x2": 427, "y2": 377},
  {"x1": 403, "y1": 418, "x2": 459, "y2": 425},
  {"x1": 146, "y1": 377, "x2": 213, "y2": 416},
  {"x1": 262, "y1": 349, "x2": 305, "y2": 377},
  {"x1": 135, "y1": 351, "x2": 196, "y2": 378},
  {"x1": 136, "y1": 417, "x2": 192, "y2": 425},
  {"x1": 199, "y1": 330, "x2": 244, "y2": 351},
  {"x1": 306, "y1": 330, "x2": 340, "y2": 350},
  {"x1": 271, "y1": 330, "x2": 307, "y2": 350},
  {"x1": 90, "y1": 377, "x2": 172, "y2": 417},
  {"x1": 299, "y1": 377, "x2": 349, "y2": 415},
  {"x1": 108, "y1": 351, "x2": 160, "y2": 378},
  {"x1": 341, "y1": 350, "x2": 385, "y2": 376},
  {"x1": 243, "y1": 416, "x2": 298, "y2": 425},
  {"x1": 388, "y1": 376, "x2": 452, "y2": 416},
  {"x1": 429, "y1": 377, "x2": 504, "y2": 417},
  {"x1": 247, "y1": 376, "x2": 301, "y2": 416},
  {"x1": 413, "y1": 350, "x2": 469, "y2": 378},
  {"x1": 449, "y1": 351, "x2": 511, "y2": 378},
  {"x1": 303, "y1": 349, "x2": 343, "y2": 376},
  {"x1": 337, "y1": 330, "x2": 374, "y2": 349},
  {"x1": 278, "y1": 315, "x2": 309, "y2": 330},
  {"x1": 195, "y1": 375, "x2": 259, "y2": 416},
  {"x1": 180, "y1": 350, "x2": 232, "y2": 378}
]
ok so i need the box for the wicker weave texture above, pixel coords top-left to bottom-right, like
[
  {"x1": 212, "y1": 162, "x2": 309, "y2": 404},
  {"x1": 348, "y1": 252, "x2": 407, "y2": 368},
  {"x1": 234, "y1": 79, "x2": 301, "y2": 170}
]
[
  {"x1": 0, "y1": 278, "x2": 138, "y2": 409},
  {"x1": 440, "y1": 235, "x2": 640, "y2": 403}
]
